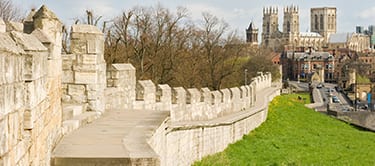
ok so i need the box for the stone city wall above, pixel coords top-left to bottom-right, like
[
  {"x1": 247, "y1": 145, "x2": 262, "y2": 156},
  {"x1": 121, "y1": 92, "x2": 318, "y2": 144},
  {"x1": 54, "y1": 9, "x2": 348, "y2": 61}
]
[
  {"x1": 149, "y1": 82, "x2": 280, "y2": 166},
  {"x1": 104, "y1": 62, "x2": 277, "y2": 165},
  {"x1": 0, "y1": 5, "x2": 63, "y2": 166}
]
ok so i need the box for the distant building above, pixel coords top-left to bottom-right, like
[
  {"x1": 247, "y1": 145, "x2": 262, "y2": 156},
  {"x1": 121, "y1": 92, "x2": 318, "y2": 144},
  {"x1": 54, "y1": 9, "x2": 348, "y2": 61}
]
[
  {"x1": 359, "y1": 55, "x2": 375, "y2": 81},
  {"x1": 258, "y1": 6, "x2": 370, "y2": 53},
  {"x1": 262, "y1": 6, "x2": 324, "y2": 52},
  {"x1": 328, "y1": 33, "x2": 370, "y2": 52},
  {"x1": 261, "y1": 6, "x2": 333, "y2": 52},
  {"x1": 356, "y1": 26, "x2": 365, "y2": 34},
  {"x1": 280, "y1": 50, "x2": 335, "y2": 82},
  {"x1": 310, "y1": 7, "x2": 337, "y2": 42},
  {"x1": 356, "y1": 25, "x2": 375, "y2": 50},
  {"x1": 246, "y1": 21, "x2": 259, "y2": 46}
]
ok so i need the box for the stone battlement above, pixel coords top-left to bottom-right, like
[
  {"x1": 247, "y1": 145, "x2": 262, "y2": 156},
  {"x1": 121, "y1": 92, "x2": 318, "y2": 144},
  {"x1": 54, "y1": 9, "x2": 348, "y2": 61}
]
[{"x1": 105, "y1": 62, "x2": 272, "y2": 122}]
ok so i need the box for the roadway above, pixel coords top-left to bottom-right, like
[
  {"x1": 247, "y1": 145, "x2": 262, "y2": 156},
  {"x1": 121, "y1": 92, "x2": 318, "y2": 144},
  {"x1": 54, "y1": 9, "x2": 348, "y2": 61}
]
[{"x1": 288, "y1": 81, "x2": 359, "y2": 113}]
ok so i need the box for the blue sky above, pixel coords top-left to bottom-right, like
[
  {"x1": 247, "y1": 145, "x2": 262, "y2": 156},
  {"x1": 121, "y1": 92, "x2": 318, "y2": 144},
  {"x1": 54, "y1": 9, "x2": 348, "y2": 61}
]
[{"x1": 13, "y1": 0, "x2": 375, "y2": 39}]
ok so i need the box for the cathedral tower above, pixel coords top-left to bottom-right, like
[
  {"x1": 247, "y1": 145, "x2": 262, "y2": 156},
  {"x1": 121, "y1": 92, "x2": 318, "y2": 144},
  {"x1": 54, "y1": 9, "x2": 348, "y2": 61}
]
[
  {"x1": 262, "y1": 6, "x2": 279, "y2": 47},
  {"x1": 246, "y1": 21, "x2": 258, "y2": 45},
  {"x1": 283, "y1": 5, "x2": 299, "y2": 34},
  {"x1": 311, "y1": 7, "x2": 337, "y2": 41}
]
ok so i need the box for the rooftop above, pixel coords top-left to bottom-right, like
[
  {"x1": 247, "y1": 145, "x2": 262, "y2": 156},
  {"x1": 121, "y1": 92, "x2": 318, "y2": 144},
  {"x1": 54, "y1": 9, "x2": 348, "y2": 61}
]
[{"x1": 300, "y1": 32, "x2": 322, "y2": 37}]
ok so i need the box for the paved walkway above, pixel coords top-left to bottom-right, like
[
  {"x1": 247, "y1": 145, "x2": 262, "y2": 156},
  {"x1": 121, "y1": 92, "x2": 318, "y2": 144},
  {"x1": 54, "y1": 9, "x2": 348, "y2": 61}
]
[{"x1": 51, "y1": 109, "x2": 169, "y2": 166}]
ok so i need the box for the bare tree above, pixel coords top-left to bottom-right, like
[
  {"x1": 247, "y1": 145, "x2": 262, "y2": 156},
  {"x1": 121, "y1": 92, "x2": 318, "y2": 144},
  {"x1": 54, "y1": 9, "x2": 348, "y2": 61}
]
[
  {"x1": 104, "y1": 5, "x2": 264, "y2": 89},
  {"x1": 0, "y1": 0, "x2": 23, "y2": 21},
  {"x1": 109, "y1": 5, "x2": 189, "y2": 83},
  {"x1": 197, "y1": 12, "x2": 246, "y2": 90}
]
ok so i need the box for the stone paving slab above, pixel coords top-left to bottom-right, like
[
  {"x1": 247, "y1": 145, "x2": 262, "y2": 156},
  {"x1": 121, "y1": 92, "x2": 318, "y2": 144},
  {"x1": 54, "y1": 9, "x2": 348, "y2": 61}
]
[{"x1": 51, "y1": 109, "x2": 169, "y2": 165}]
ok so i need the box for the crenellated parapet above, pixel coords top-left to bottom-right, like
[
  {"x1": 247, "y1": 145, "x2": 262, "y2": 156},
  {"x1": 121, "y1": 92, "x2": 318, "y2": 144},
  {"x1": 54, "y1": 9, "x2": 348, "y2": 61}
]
[
  {"x1": 104, "y1": 63, "x2": 273, "y2": 122},
  {"x1": 284, "y1": 5, "x2": 299, "y2": 14},
  {"x1": 263, "y1": 6, "x2": 278, "y2": 15},
  {"x1": 105, "y1": 63, "x2": 135, "y2": 110}
]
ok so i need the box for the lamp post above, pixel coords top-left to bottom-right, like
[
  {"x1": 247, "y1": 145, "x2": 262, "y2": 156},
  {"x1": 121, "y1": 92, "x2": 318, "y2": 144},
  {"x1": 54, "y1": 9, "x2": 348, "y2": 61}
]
[
  {"x1": 244, "y1": 69, "x2": 248, "y2": 85},
  {"x1": 355, "y1": 68, "x2": 358, "y2": 112}
]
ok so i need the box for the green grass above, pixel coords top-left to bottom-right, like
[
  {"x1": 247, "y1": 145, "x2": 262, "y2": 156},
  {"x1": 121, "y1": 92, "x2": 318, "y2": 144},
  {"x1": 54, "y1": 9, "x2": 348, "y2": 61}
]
[{"x1": 194, "y1": 93, "x2": 375, "y2": 165}]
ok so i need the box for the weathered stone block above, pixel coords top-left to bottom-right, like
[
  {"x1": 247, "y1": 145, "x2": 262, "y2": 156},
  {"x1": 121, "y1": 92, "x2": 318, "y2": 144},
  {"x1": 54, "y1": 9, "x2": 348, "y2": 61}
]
[
  {"x1": 201, "y1": 88, "x2": 211, "y2": 103},
  {"x1": 87, "y1": 40, "x2": 98, "y2": 54},
  {"x1": 10, "y1": 31, "x2": 47, "y2": 52},
  {"x1": 200, "y1": 88, "x2": 212, "y2": 118},
  {"x1": 136, "y1": 80, "x2": 155, "y2": 101},
  {"x1": 62, "y1": 60, "x2": 73, "y2": 70},
  {"x1": 3, "y1": 84, "x2": 14, "y2": 115},
  {"x1": 87, "y1": 99, "x2": 105, "y2": 112},
  {"x1": 241, "y1": 86, "x2": 250, "y2": 109},
  {"x1": 111, "y1": 71, "x2": 120, "y2": 79},
  {"x1": 25, "y1": 78, "x2": 47, "y2": 109},
  {"x1": 8, "y1": 112, "x2": 20, "y2": 148},
  {"x1": 77, "y1": 54, "x2": 98, "y2": 65},
  {"x1": 24, "y1": 109, "x2": 35, "y2": 129},
  {"x1": 87, "y1": 90, "x2": 100, "y2": 100},
  {"x1": 68, "y1": 84, "x2": 87, "y2": 103},
  {"x1": 187, "y1": 88, "x2": 201, "y2": 104},
  {"x1": 0, "y1": 85, "x2": 11, "y2": 117},
  {"x1": 0, "y1": 33, "x2": 25, "y2": 54},
  {"x1": 156, "y1": 84, "x2": 172, "y2": 111},
  {"x1": 171, "y1": 87, "x2": 186, "y2": 122},
  {"x1": 220, "y1": 88, "x2": 231, "y2": 115},
  {"x1": 211, "y1": 91, "x2": 222, "y2": 105},
  {"x1": 70, "y1": 39, "x2": 86, "y2": 55},
  {"x1": 74, "y1": 71, "x2": 98, "y2": 84},
  {"x1": 72, "y1": 64, "x2": 98, "y2": 72},
  {"x1": 62, "y1": 70, "x2": 74, "y2": 83},
  {"x1": 14, "y1": 83, "x2": 24, "y2": 110},
  {"x1": 230, "y1": 87, "x2": 241, "y2": 112},
  {"x1": 0, "y1": 118, "x2": 9, "y2": 156},
  {"x1": 23, "y1": 52, "x2": 48, "y2": 81},
  {"x1": 4, "y1": 55, "x2": 16, "y2": 84}
]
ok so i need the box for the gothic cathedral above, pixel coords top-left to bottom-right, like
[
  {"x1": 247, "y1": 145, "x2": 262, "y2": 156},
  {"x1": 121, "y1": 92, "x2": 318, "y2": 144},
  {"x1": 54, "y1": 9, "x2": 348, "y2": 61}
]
[{"x1": 260, "y1": 5, "x2": 336, "y2": 52}]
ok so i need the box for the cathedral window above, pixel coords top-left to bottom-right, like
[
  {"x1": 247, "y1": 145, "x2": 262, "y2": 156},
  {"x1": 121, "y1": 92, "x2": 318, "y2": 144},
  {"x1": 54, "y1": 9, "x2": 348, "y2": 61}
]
[
  {"x1": 287, "y1": 21, "x2": 291, "y2": 32},
  {"x1": 320, "y1": 14, "x2": 324, "y2": 30},
  {"x1": 267, "y1": 22, "x2": 270, "y2": 33},
  {"x1": 314, "y1": 15, "x2": 318, "y2": 30}
]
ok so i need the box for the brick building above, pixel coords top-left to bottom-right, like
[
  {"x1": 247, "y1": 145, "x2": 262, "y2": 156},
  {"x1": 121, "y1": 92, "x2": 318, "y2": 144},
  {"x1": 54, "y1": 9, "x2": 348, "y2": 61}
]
[{"x1": 281, "y1": 50, "x2": 335, "y2": 82}]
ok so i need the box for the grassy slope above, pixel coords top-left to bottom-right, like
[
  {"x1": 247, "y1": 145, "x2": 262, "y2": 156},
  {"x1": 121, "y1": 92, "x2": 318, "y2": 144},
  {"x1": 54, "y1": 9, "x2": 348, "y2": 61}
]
[{"x1": 194, "y1": 93, "x2": 375, "y2": 165}]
